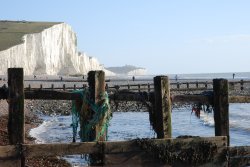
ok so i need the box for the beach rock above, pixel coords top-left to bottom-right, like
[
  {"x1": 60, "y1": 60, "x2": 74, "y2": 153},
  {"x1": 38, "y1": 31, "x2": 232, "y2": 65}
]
[{"x1": 26, "y1": 100, "x2": 72, "y2": 116}]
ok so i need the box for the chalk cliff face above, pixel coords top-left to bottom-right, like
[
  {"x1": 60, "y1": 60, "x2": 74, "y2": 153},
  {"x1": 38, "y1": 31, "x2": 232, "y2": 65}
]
[
  {"x1": 127, "y1": 68, "x2": 147, "y2": 75},
  {"x1": 106, "y1": 65, "x2": 147, "y2": 75},
  {"x1": 0, "y1": 22, "x2": 115, "y2": 76}
]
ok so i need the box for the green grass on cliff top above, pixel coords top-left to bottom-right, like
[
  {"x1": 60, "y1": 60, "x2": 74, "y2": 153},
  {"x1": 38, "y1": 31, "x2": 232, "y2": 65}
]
[{"x1": 0, "y1": 21, "x2": 61, "y2": 51}]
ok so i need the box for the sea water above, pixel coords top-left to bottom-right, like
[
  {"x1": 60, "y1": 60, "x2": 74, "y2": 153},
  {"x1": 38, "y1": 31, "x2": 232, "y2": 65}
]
[{"x1": 30, "y1": 104, "x2": 250, "y2": 166}]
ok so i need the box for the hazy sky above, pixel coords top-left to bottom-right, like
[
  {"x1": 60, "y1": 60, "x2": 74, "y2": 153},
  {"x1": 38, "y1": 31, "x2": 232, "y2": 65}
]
[{"x1": 1, "y1": 1, "x2": 250, "y2": 74}]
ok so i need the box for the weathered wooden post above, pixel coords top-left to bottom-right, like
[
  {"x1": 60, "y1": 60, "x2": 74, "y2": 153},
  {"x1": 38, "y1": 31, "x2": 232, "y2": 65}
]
[
  {"x1": 148, "y1": 83, "x2": 150, "y2": 92},
  {"x1": 63, "y1": 84, "x2": 66, "y2": 91},
  {"x1": 213, "y1": 79, "x2": 229, "y2": 146},
  {"x1": 7, "y1": 68, "x2": 25, "y2": 167},
  {"x1": 138, "y1": 84, "x2": 141, "y2": 92},
  {"x1": 88, "y1": 70, "x2": 106, "y2": 165},
  {"x1": 73, "y1": 84, "x2": 76, "y2": 90},
  {"x1": 153, "y1": 76, "x2": 172, "y2": 138},
  {"x1": 187, "y1": 82, "x2": 189, "y2": 89},
  {"x1": 240, "y1": 79, "x2": 244, "y2": 90},
  {"x1": 196, "y1": 81, "x2": 199, "y2": 88},
  {"x1": 177, "y1": 82, "x2": 180, "y2": 89},
  {"x1": 205, "y1": 81, "x2": 208, "y2": 89},
  {"x1": 40, "y1": 84, "x2": 43, "y2": 90},
  {"x1": 51, "y1": 84, "x2": 54, "y2": 90}
]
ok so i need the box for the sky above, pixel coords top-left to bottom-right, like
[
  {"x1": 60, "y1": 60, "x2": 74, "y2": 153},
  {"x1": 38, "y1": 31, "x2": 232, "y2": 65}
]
[{"x1": 1, "y1": 0, "x2": 250, "y2": 74}]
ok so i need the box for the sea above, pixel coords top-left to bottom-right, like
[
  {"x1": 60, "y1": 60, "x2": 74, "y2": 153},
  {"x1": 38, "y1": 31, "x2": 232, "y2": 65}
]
[{"x1": 29, "y1": 72, "x2": 250, "y2": 166}]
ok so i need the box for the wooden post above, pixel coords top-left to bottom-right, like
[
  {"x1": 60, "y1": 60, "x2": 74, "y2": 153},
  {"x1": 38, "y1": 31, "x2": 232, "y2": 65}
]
[
  {"x1": 138, "y1": 84, "x2": 141, "y2": 92},
  {"x1": 40, "y1": 84, "x2": 43, "y2": 90},
  {"x1": 213, "y1": 79, "x2": 229, "y2": 146},
  {"x1": 205, "y1": 81, "x2": 208, "y2": 89},
  {"x1": 153, "y1": 76, "x2": 172, "y2": 138},
  {"x1": 196, "y1": 81, "x2": 199, "y2": 88},
  {"x1": 63, "y1": 84, "x2": 66, "y2": 91},
  {"x1": 240, "y1": 79, "x2": 244, "y2": 90},
  {"x1": 51, "y1": 84, "x2": 54, "y2": 90},
  {"x1": 128, "y1": 84, "x2": 130, "y2": 90},
  {"x1": 8, "y1": 68, "x2": 25, "y2": 167},
  {"x1": 177, "y1": 82, "x2": 180, "y2": 89},
  {"x1": 88, "y1": 70, "x2": 106, "y2": 165},
  {"x1": 187, "y1": 82, "x2": 189, "y2": 89},
  {"x1": 148, "y1": 83, "x2": 150, "y2": 92}
]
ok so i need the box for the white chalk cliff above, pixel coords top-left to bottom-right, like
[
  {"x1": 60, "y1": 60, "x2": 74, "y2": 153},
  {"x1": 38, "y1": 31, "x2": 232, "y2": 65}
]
[
  {"x1": 127, "y1": 68, "x2": 147, "y2": 75},
  {"x1": 106, "y1": 65, "x2": 147, "y2": 75},
  {"x1": 0, "y1": 21, "x2": 115, "y2": 76}
]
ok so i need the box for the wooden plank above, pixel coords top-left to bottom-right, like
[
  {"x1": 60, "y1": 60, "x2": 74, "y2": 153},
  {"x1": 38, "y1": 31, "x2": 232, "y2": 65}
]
[
  {"x1": 229, "y1": 146, "x2": 250, "y2": 167},
  {"x1": 23, "y1": 142, "x2": 100, "y2": 157},
  {"x1": 213, "y1": 79, "x2": 229, "y2": 146},
  {"x1": 153, "y1": 76, "x2": 172, "y2": 138},
  {"x1": 3, "y1": 88, "x2": 250, "y2": 104},
  {"x1": 229, "y1": 95, "x2": 250, "y2": 103},
  {"x1": 20, "y1": 137, "x2": 226, "y2": 157},
  {"x1": 105, "y1": 137, "x2": 227, "y2": 167},
  {"x1": 24, "y1": 90, "x2": 82, "y2": 100},
  {"x1": 171, "y1": 87, "x2": 212, "y2": 91},
  {"x1": 0, "y1": 145, "x2": 18, "y2": 160},
  {"x1": 109, "y1": 91, "x2": 150, "y2": 102},
  {"x1": 24, "y1": 86, "x2": 86, "y2": 90},
  {"x1": 0, "y1": 160, "x2": 20, "y2": 167},
  {"x1": 172, "y1": 94, "x2": 213, "y2": 104},
  {"x1": 0, "y1": 145, "x2": 20, "y2": 167},
  {"x1": 0, "y1": 137, "x2": 229, "y2": 166}
]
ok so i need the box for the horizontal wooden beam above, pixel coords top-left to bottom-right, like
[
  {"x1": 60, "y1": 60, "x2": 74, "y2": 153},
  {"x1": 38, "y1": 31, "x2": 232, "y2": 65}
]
[
  {"x1": 109, "y1": 91, "x2": 151, "y2": 102},
  {"x1": 171, "y1": 88, "x2": 212, "y2": 91},
  {"x1": 2, "y1": 88, "x2": 250, "y2": 103},
  {"x1": 24, "y1": 142, "x2": 100, "y2": 157},
  {"x1": 25, "y1": 90, "x2": 82, "y2": 100},
  {"x1": 0, "y1": 145, "x2": 19, "y2": 160},
  {"x1": 229, "y1": 146, "x2": 250, "y2": 166},
  {"x1": 24, "y1": 79, "x2": 111, "y2": 82},
  {"x1": 24, "y1": 79, "x2": 86, "y2": 82},
  {"x1": 229, "y1": 96, "x2": 250, "y2": 103},
  {"x1": 172, "y1": 94, "x2": 213, "y2": 104},
  {"x1": 0, "y1": 137, "x2": 227, "y2": 159}
]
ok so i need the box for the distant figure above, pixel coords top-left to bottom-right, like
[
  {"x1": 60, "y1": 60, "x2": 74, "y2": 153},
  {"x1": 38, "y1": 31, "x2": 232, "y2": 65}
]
[
  {"x1": 175, "y1": 75, "x2": 178, "y2": 81},
  {"x1": 132, "y1": 76, "x2": 135, "y2": 81},
  {"x1": 233, "y1": 73, "x2": 235, "y2": 79},
  {"x1": 83, "y1": 75, "x2": 84, "y2": 80},
  {"x1": 60, "y1": 76, "x2": 63, "y2": 81},
  {"x1": 34, "y1": 75, "x2": 36, "y2": 79}
]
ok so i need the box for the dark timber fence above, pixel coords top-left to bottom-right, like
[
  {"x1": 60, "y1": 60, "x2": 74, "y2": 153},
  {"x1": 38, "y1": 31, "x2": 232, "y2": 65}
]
[
  {"x1": 0, "y1": 68, "x2": 249, "y2": 166},
  {"x1": 0, "y1": 78, "x2": 247, "y2": 92}
]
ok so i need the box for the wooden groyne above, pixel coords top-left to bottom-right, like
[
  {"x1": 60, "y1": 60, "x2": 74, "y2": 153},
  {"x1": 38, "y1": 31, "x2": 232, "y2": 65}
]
[{"x1": 0, "y1": 68, "x2": 249, "y2": 166}]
